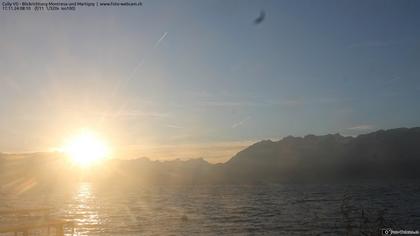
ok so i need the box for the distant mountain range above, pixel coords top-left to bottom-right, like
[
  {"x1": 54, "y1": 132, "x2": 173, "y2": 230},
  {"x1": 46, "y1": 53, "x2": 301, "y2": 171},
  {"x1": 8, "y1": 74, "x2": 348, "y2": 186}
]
[
  {"x1": 1, "y1": 127, "x2": 420, "y2": 188},
  {"x1": 224, "y1": 127, "x2": 420, "y2": 183}
]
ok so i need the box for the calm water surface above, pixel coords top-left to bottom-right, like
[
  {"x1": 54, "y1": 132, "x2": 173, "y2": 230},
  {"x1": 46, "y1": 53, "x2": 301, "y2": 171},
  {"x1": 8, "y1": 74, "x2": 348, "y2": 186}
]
[{"x1": 1, "y1": 182, "x2": 420, "y2": 235}]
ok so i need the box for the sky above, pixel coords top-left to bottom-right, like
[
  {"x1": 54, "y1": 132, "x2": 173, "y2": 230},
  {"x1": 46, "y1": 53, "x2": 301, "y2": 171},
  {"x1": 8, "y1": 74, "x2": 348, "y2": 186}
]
[{"x1": 1, "y1": 0, "x2": 419, "y2": 163}]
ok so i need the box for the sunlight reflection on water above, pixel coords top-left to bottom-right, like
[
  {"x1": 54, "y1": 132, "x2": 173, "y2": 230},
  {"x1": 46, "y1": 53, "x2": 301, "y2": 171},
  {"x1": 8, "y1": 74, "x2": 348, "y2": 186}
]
[
  {"x1": 1, "y1": 182, "x2": 420, "y2": 235},
  {"x1": 69, "y1": 182, "x2": 102, "y2": 235}
]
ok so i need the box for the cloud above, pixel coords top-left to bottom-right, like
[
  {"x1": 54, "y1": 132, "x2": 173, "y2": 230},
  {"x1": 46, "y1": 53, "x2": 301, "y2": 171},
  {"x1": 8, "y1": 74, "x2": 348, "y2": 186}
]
[
  {"x1": 265, "y1": 99, "x2": 304, "y2": 107},
  {"x1": 348, "y1": 40, "x2": 395, "y2": 49},
  {"x1": 1, "y1": 76, "x2": 22, "y2": 93},
  {"x1": 166, "y1": 124, "x2": 184, "y2": 129},
  {"x1": 199, "y1": 96, "x2": 339, "y2": 109},
  {"x1": 347, "y1": 125, "x2": 374, "y2": 131},
  {"x1": 94, "y1": 110, "x2": 170, "y2": 119},
  {"x1": 265, "y1": 97, "x2": 339, "y2": 107},
  {"x1": 202, "y1": 101, "x2": 264, "y2": 107}
]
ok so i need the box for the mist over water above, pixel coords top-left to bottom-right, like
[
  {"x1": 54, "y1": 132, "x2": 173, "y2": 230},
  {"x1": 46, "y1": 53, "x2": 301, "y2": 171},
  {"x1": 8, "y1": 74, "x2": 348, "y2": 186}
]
[{"x1": 1, "y1": 182, "x2": 419, "y2": 235}]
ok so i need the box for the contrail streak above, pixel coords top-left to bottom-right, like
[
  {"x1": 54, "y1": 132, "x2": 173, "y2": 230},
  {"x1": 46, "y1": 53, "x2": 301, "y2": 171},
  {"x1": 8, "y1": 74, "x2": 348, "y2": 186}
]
[
  {"x1": 116, "y1": 31, "x2": 168, "y2": 95},
  {"x1": 154, "y1": 32, "x2": 168, "y2": 49},
  {"x1": 98, "y1": 31, "x2": 169, "y2": 125},
  {"x1": 232, "y1": 116, "x2": 251, "y2": 128}
]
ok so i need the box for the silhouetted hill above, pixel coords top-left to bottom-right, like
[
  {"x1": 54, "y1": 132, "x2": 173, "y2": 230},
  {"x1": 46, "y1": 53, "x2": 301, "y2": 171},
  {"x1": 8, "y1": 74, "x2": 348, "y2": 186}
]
[
  {"x1": 105, "y1": 157, "x2": 218, "y2": 185},
  {"x1": 224, "y1": 127, "x2": 420, "y2": 182},
  {"x1": 1, "y1": 127, "x2": 420, "y2": 189}
]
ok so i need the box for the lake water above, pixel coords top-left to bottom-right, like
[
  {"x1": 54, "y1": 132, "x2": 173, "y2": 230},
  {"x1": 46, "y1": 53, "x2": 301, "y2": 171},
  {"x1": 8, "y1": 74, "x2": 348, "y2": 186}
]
[{"x1": 1, "y1": 182, "x2": 420, "y2": 235}]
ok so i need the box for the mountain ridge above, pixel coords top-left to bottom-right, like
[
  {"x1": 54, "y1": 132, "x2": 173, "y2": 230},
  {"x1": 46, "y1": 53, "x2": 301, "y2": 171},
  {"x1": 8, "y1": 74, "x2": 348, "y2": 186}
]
[{"x1": 1, "y1": 127, "x2": 420, "y2": 186}]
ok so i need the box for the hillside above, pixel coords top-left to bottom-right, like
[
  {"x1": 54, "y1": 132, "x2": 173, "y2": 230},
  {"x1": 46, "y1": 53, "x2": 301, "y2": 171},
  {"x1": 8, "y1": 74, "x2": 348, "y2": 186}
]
[{"x1": 1, "y1": 127, "x2": 420, "y2": 188}]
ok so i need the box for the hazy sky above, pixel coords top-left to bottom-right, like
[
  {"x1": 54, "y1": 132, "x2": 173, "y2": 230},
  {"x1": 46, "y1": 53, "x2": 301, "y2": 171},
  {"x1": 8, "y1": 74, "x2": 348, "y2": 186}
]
[{"x1": 1, "y1": 0, "x2": 419, "y2": 162}]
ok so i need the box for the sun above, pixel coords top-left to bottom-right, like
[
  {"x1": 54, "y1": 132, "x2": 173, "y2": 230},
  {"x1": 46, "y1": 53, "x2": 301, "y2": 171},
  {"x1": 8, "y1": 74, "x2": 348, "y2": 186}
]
[{"x1": 61, "y1": 130, "x2": 110, "y2": 167}]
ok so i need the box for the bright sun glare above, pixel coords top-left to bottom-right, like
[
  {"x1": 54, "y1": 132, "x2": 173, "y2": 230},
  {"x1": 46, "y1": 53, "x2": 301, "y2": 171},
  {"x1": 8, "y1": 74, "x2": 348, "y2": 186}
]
[{"x1": 62, "y1": 130, "x2": 110, "y2": 167}]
